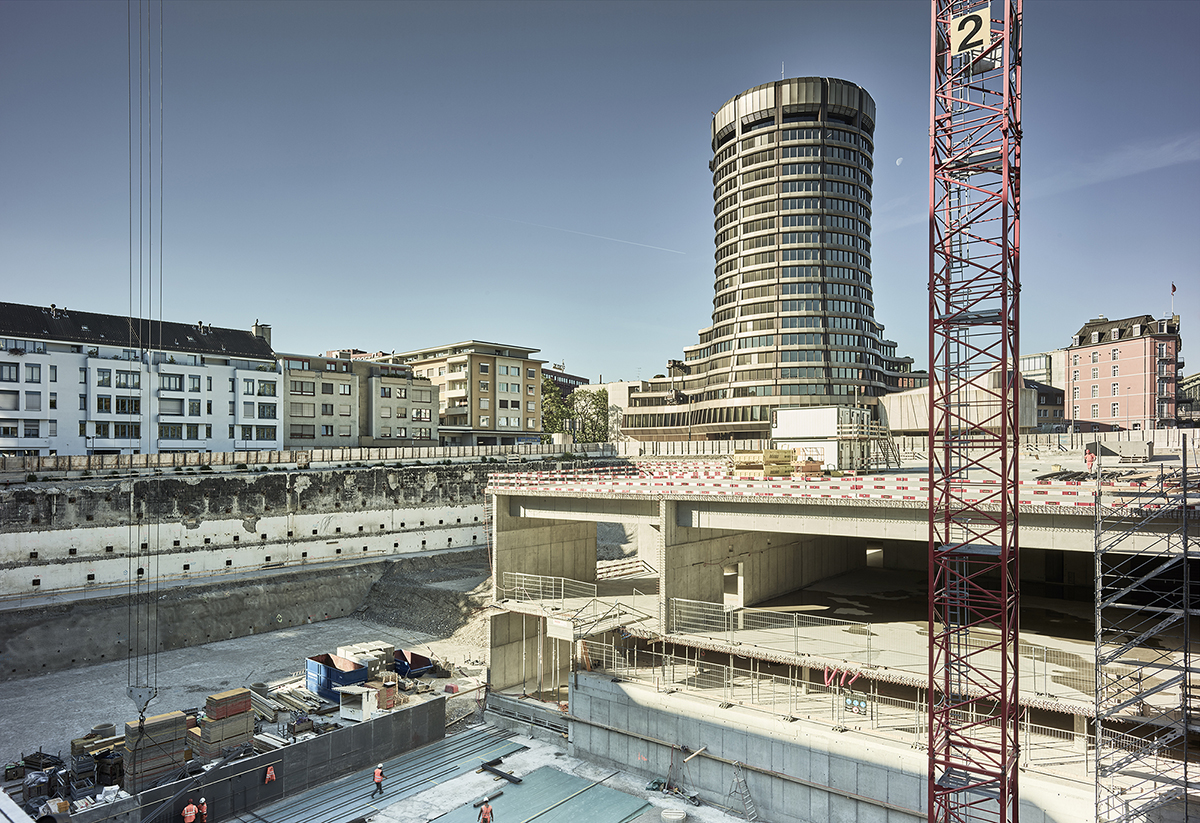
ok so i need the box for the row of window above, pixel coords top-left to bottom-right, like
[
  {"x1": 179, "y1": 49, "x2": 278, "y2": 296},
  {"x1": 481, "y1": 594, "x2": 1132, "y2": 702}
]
[{"x1": 0, "y1": 363, "x2": 54, "y2": 384}]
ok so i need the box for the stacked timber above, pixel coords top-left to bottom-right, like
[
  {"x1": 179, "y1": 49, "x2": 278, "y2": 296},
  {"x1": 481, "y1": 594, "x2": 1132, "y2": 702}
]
[
  {"x1": 188, "y1": 688, "x2": 255, "y2": 760},
  {"x1": 730, "y1": 449, "x2": 793, "y2": 479},
  {"x1": 206, "y1": 688, "x2": 252, "y2": 719},
  {"x1": 122, "y1": 711, "x2": 187, "y2": 793}
]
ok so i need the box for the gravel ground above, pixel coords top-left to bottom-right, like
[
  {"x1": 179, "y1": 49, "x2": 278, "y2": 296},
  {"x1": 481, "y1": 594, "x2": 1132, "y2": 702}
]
[{"x1": 596, "y1": 521, "x2": 638, "y2": 561}]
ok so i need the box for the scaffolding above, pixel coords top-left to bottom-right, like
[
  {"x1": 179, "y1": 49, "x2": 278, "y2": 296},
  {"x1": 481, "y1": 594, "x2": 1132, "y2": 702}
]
[
  {"x1": 928, "y1": 1, "x2": 1022, "y2": 822},
  {"x1": 1094, "y1": 438, "x2": 1197, "y2": 823}
]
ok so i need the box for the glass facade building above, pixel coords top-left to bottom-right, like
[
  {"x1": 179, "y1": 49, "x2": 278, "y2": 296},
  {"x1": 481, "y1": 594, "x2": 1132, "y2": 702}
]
[{"x1": 624, "y1": 77, "x2": 914, "y2": 440}]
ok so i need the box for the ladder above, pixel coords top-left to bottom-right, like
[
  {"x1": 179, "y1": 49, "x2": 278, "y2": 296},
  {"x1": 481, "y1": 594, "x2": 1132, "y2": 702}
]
[
  {"x1": 484, "y1": 494, "x2": 494, "y2": 573},
  {"x1": 730, "y1": 761, "x2": 760, "y2": 821}
]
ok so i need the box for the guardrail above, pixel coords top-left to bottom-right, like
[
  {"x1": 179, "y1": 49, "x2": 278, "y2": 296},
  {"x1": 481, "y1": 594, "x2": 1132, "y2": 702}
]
[
  {"x1": 583, "y1": 640, "x2": 1098, "y2": 775},
  {"x1": 500, "y1": 572, "x2": 597, "y2": 608},
  {"x1": 485, "y1": 692, "x2": 568, "y2": 734},
  {"x1": 669, "y1": 598, "x2": 874, "y2": 664}
]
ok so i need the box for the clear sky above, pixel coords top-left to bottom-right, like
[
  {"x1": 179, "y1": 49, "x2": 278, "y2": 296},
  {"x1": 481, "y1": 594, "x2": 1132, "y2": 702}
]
[{"x1": 2, "y1": 1, "x2": 1197, "y2": 382}]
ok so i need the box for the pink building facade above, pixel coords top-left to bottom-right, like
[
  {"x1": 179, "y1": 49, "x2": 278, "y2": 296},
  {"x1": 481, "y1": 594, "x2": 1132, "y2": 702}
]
[{"x1": 1064, "y1": 314, "x2": 1182, "y2": 432}]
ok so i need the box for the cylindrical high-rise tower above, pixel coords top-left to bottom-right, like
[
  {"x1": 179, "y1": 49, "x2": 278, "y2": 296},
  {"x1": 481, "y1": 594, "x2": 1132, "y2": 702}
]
[{"x1": 624, "y1": 77, "x2": 913, "y2": 441}]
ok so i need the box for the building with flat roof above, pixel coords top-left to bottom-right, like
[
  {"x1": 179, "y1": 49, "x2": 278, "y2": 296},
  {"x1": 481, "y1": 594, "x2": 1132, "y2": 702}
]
[
  {"x1": 1064, "y1": 313, "x2": 1182, "y2": 431},
  {"x1": 1019, "y1": 349, "x2": 1068, "y2": 389},
  {"x1": 541, "y1": 365, "x2": 590, "y2": 399},
  {"x1": 0, "y1": 301, "x2": 277, "y2": 456},
  {"x1": 278, "y1": 353, "x2": 438, "y2": 449},
  {"x1": 365, "y1": 342, "x2": 543, "y2": 447},
  {"x1": 620, "y1": 77, "x2": 916, "y2": 442}
]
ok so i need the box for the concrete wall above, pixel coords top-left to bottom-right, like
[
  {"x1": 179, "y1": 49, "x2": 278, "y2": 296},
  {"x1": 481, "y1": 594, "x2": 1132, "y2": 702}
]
[
  {"x1": 1, "y1": 464, "x2": 492, "y2": 597},
  {"x1": 489, "y1": 611, "x2": 571, "y2": 695},
  {"x1": 569, "y1": 673, "x2": 1094, "y2": 823},
  {"x1": 489, "y1": 495, "x2": 593, "y2": 692},
  {"x1": 492, "y1": 495, "x2": 597, "y2": 584},
  {"x1": 0, "y1": 562, "x2": 388, "y2": 681},
  {"x1": 658, "y1": 500, "x2": 867, "y2": 609},
  {"x1": 71, "y1": 696, "x2": 445, "y2": 823}
]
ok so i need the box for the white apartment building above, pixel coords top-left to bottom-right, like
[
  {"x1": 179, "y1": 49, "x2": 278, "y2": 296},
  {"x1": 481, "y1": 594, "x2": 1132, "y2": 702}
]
[{"x1": 0, "y1": 301, "x2": 278, "y2": 456}]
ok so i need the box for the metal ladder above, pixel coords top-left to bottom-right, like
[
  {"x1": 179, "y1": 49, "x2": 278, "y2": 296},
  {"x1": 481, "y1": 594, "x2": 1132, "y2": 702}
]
[{"x1": 730, "y1": 761, "x2": 760, "y2": 821}]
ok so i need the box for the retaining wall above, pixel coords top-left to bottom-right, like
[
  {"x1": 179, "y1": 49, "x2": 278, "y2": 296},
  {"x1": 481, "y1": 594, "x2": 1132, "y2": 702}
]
[
  {"x1": 568, "y1": 673, "x2": 1093, "y2": 823},
  {"x1": 70, "y1": 696, "x2": 445, "y2": 823},
  {"x1": 0, "y1": 561, "x2": 392, "y2": 681}
]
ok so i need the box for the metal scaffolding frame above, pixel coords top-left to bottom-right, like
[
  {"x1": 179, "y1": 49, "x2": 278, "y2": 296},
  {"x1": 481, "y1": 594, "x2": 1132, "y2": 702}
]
[
  {"x1": 928, "y1": 1, "x2": 1022, "y2": 821},
  {"x1": 1094, "y1": 439, "x2": 1197, "y2": 823}
]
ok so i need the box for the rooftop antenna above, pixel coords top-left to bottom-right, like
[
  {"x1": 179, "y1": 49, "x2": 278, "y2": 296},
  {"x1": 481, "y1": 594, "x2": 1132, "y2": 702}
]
[{"x1": 781, "y1": 61, "x2": 785, "y2": 80}]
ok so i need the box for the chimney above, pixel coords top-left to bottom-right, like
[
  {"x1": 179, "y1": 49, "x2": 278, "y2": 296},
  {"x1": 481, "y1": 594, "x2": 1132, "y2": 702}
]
[{"x1": 252, "y1": 322, "x2": 272, "y2": 347}]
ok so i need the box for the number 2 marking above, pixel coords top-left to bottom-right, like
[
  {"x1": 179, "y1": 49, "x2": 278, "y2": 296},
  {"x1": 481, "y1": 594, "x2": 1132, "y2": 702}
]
[
  {"x1": 958, "y1": 14, "x2": 985, "y2": 52},
  {"x1": 950, "y1": 9, "x2": 991, "y2": 56}
]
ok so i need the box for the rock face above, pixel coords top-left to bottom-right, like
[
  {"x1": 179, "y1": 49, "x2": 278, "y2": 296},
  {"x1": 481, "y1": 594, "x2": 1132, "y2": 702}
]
[{"x1": 2, "y1": 464, "x2": 488, "y2": 534}]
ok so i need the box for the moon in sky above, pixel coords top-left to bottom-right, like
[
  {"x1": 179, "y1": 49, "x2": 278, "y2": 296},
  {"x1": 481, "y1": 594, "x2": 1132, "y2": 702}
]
[{"x1": 896, "y1": 157, "x2": 903, "y2": 166}]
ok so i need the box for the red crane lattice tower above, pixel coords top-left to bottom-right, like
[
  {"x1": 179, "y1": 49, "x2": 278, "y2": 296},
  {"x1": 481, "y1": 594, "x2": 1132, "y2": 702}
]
[{"x1": 928, "y1": 1, "x2": 1022, "y2": 822}]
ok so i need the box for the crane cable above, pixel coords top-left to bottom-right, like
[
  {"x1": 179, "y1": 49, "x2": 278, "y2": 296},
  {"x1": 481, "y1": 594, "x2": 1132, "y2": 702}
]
[{"x1": 126, "y1": 0, "x2": 164, "y2": 743}]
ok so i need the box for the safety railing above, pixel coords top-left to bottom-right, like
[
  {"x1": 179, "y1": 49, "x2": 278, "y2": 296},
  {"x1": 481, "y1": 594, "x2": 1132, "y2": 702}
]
[
  {"x1": 669, "y1": 598, "x2": 874, "y2": 665},
  {"x1": 499, "y1": 572, "x2": 596, "y2": 608},
  {"x1": 582, "y1": 640, "x2": 1097, "y2": 777}
]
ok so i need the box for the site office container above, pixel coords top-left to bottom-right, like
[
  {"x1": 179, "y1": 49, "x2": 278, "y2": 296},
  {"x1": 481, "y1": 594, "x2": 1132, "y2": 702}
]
[{"x1": 305, "y1": 653, "x2": 368, "y2": 702}]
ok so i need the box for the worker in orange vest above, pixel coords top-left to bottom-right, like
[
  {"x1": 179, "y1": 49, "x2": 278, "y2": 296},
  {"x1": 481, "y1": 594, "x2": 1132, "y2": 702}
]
[
  {"x1": 478, "y1": 801, "x2": 494, "y2": 822},
  {"x1": 198, "y1": 797, "x2": 207, "y2": 823},
  {"x1": 371, "y1": 764, "x2": 384, "y2": 797},
  {"x1": 182, "y1": 800, "x2": 198, "y2": 823}
]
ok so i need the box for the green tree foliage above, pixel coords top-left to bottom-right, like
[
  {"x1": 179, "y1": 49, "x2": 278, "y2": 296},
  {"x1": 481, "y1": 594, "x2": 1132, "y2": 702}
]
[
  {"x1": 540, "y1": 378, "x2": 609, "y2": 443},
  {"x1": 541, "y1": 376, "x2": 570, "y2": 439},
  {"x1": 571, "y1": 388, "x2": 609, "y2": 443}
]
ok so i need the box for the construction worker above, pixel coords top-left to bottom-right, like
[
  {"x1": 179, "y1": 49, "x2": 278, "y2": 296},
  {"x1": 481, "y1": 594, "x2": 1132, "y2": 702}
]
[
  {"x1": 198, "y1": 798, "x2": 207, "y2": 823},
  {"x1": 182, "y1": 799, "x2": 198, "y2": 823},
  {"x1": 371, "y1": 764, "x2": 384, "y2": 797},
  {"x1": 478, "y1": 800, "x2": 494, "y2": 822}
]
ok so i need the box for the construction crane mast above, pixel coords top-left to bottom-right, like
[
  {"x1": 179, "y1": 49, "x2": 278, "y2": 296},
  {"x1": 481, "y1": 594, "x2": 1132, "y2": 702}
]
[{"x1": 927, "y1": 1, "x2": 1022, "y2": 822}]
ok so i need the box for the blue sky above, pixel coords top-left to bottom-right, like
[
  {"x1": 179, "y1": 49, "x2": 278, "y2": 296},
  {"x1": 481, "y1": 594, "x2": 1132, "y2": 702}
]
[{"x1": 2, "y1": 1, "x2": 1197, "y2": 382}]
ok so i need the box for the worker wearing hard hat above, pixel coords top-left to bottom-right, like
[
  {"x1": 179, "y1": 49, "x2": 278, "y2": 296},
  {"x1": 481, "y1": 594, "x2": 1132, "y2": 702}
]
[
  {"x1": 182, "y1": 800, "x2": 198, "y2": 823},
  {"x1": 371, "y1": 764, "x2": 385, "y2": 797},
  {"x1": 198, "y1": 798, "x2": 207, "y2": 823}
]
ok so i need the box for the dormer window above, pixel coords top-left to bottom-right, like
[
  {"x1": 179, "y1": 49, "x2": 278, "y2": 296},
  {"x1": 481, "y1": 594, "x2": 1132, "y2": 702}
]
[
  {"x1": 1158, "y1": 320, "x2": 1167, "y2": 333},
  {"x1": 1091, "y1": 332, "x2": 1101, "y2": 344},
  {"x1": 1110, "y1": 328, "x2": 1119, "y2": 341},
  {"x1": 1132, "y1": 324, "x2": 1141, "y2": 336}
]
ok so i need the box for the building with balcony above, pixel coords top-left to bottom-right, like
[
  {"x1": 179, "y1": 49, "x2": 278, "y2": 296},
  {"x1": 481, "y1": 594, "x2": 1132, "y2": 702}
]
[
  {"x1": 1064, "y1": 314, "x2": 1183, "y2": 431},
  {"x1": 0, "y1": 301, "x2": 277, "y2": 456},
  {"x1": 279, "y1": 353, "x2": 438, "y2": 449},
  {"x1": 620, "y1": 77, "x2": 916, "y2": 442},
  {"x1": 364, "y1": 342, "x2": 543, "y2": 447}
]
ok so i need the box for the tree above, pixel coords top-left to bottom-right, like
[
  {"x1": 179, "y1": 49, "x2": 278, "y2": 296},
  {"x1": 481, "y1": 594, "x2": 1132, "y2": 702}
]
[
  {"x1": 540, "y1": 376, "x2": 569, "y2": 441},
  {"x1": 571, "y1": 388, "x2": 609, "y2": 443},
  {"x1": 539, "y1": 379, "x2": 609, "y2": 443}
]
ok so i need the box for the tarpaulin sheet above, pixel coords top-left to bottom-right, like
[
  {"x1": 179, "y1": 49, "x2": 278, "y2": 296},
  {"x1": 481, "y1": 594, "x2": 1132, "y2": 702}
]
[{"x1": 431, "y1": 766, "x2": 651, "y2": 823}]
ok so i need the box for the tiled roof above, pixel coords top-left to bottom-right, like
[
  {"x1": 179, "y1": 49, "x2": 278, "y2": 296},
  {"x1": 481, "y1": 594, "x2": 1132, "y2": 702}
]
[
  {"x1": 0, "y1": 301, "x2": 274, "y2": 360},
  {"x1": 1071, "y1": 314, "x2": 1177, "y2": 344}
]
